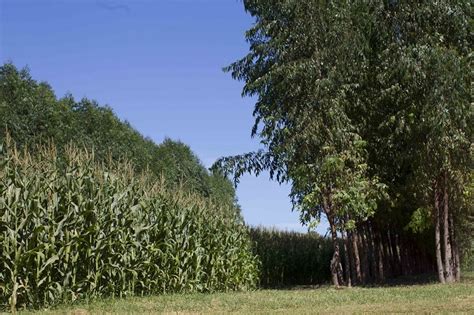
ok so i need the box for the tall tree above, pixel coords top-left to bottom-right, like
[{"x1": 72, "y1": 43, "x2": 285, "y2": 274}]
[
  {"x1": 213, "y1": 0, "x2": 387, "y2": 286},
  {"x1": 214, "y1": 0, "x2": 472, "y2": 285},
  {"x1": 365, "y1": 1, "x2": 472, "y2": 283}
]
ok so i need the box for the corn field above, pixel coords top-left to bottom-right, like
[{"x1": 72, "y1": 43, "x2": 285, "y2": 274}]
[
  {"x1": 250, "y1": 227, "x2": 332, "y2": 287},
  {"x1": 0, "y1": 139, "x2": 259, "y2": 311}
]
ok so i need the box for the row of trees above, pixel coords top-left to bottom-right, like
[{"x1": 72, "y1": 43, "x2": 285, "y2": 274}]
[
  {"x1": 213, "y1": 0, "x2": 472, "y2": 286},
  {"x1": 0, "y1": 63, "x2": 238, "y2": 208}
]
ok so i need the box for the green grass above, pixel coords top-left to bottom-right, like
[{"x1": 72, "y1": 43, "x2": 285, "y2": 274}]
[{"x1": 15, "y1": 272, "x2": 474, "y2": 314}]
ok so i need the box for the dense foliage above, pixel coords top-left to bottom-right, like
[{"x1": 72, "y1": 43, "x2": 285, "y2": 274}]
[
  {"x1": 0, "y1": 139, "x2": 259, "y2": 311},
  {"x1": 250, "y1": 227, "x2": 332, "y2": 286},
  {"x1": 214, "y1": 0, "x2": 473, "y2": 286},
  {"x1": 0, "y1": 63, "x2": 237, "y2": 205},
  {"x1": 0, "y1": 63, "x2": 261, "y2": 311}
]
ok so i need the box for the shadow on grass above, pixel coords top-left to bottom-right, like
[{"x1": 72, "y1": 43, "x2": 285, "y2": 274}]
[
  {"x1": 263, "y1": 271, "x2": 474, "y2": 290},
  {"x1": 260, "y1": 273, "x2": 443, "y2": 290},
  {"x1": 377, "y1": 273, "x2": 439, "y2": 287}
]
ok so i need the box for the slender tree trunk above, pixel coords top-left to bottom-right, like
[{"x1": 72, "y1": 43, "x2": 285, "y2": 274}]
[
  {"x1": 358, "y1": 225, "x2": 369, "y2": 284},
  {"x1": 324, "y1": 188, "x2": 346, "y2": 288},
  {"x1": 337, "y1": 260, "x2": 345, "y2": 286},
  {"x1": 363, "y1": 224, "x2": 373, "y2": 283},
  {"x1": 352, "y1": 230, "x2": 362, "y2": 284},
  {"x1": 453, "y1": 241, "x2": 461, "y2": 282},
  {"x1": 373, "y1": 228, "x2": 380, "y2": 282},
  {"x1": 376, "y1": 231, "x2": 385, "y2": 282},
  {"x1": 434, "y1": 179, "x2": 446, "y2": 283},
  {"x1": 329, "y1": 219, "x2": 340, "y2": 287},
  {"x1": 367, "y1": 223, "x2": 377, "y2": 282},
  {"x1": 394, "y1": 233, "x2": 402, "y2": 276},
  {"x1": 449, "y1": 209, "x2": 461, "y2": 282},
  {"x1": 324, "y1": 189, "x2": 340, "y2": 288},
  {"x1": 382, "y1": 232, "x2": 391, "y2": 279},
  {"x1": 443, "y1": 172, "x2": 454, "y2": 283},
  {"x1": 349, "y1": 231, "x2": 357, "y2": 285},
  {"x1": 342, "y1": 230, "x2": 352, "y2": 287},
  {"x1": 387, "y1": 230, "x2": 397, "y2": 277}
]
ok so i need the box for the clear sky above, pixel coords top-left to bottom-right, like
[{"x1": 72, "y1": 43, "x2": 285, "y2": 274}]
[{"x1": 1, "y1": 0, "x2": 328, "y2": 235}]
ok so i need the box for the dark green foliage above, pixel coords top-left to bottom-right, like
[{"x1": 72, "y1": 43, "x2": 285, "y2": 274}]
[
  {"x1": 152, "y1": 139, "x2": 210, "y2": 196},
  {"x1": 250, "y1": 227, "x2": 332, "y2": 287},
  {"x1": 0, "y1": 140, "x2": 259, "y2": 311},
  {"x1": 215, "y1": 0, "x2": 472, "y2": 285}
]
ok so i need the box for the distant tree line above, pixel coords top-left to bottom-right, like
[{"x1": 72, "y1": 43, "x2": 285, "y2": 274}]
[
  {"x1": 0, "y1": 63, "x2": 238, "y2": 209},
  {"x1": 213, "y1": 0, "x2": 473, "y2": 286}
]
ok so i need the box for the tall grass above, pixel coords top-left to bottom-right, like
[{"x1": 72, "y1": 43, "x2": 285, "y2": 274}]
[
  {"x1": 0, "y1": 139, "x2": 258, "y2": 311},
  {"x1": 250, "y1": 227, "x2": 332, "y2": 287}
]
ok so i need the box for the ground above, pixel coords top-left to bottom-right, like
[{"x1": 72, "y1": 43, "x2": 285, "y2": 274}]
[{"x1": 17, "y1": 272, "x2": 474, "y2": 314}]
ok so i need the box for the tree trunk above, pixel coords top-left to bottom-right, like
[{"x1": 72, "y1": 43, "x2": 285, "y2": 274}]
[
  {"x1": 434, "y1": 179, "x2": 446, "y2": 283},
  {"x1": 362, "y1": 224, "x2": 373, "y2": 283},
  {"x1": 453, "y1": 241, "x2": 461, "y2": 282},
  {"x1": 349, "y1": 231, "x2": 357, "y2": 284},
  {"x1": 324, "y1": 188, "x2": 346, "y2": 288},
  {"x1": 342, "y1": 230, "x2": 352, "y2": 287},
  {"x1": 449, "y1": 209, "x2": 461, "y2": 282},
  {"x1": 367, "y1": 223, "x2": 377, "y2": 282},
  {"x1": 352, "y1": 230, "x2": 362, "y2": 284},
  {"x1": 376, "y1": 231, "x2": 385, "y2": 282},
  {"x1": 358, "y1": 225, "x2": 369, "y2": 284},
  {"x1": 324, "y1": 190, "x2": 340, "y2": 288},
  {"x1": 443, "y1": 172, "x2": 454, "y2": 283},
  {"x1": 387, "y1": 230, "x2": 397, "y2": 277},
  {"x1": 395, "y1": 233, "x2": 403, "y2": 276},
  {"x1": 329, "y1": 219, "x2": 340, "y2": 287}
]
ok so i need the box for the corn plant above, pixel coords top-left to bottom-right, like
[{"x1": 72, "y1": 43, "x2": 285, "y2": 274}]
[
  {"x1": 249, "y1": 227, "x2": 332, "y2": 287},
  {"x1": 0, "y1": 139, "x2": 259, "y2": 311}
]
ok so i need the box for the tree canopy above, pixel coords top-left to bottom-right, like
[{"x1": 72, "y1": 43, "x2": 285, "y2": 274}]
[{"x1": 213, "y1": 0, "x2": 472, "y2": 285}]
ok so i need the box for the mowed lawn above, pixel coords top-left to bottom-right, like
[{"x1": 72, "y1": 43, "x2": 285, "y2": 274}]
[{"x1": 20, "y1": 273, "x2": 474, "y2": 314}]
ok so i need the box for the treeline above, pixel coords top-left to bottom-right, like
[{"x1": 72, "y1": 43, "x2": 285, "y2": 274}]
[
  {"x1": 250, "y1": 227, "x2": 332, "y2": 287},
  {"x1": 0, "y1": 63, "x2": 237, "y2": 207},
  {"x1": 0, "y1": 139, "x2": 258, "y2": 311},
  {"x1": 213, "y1": 1, "x2": 473, "y2": 286}
]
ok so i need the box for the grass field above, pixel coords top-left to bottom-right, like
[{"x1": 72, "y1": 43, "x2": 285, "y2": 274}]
[{"x1": 17, "y1": 272, "x2": 474, "y2": 314}]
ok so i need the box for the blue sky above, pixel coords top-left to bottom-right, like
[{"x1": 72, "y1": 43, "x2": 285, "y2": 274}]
[{"x1": 1, "y1": 0, "x2": 328, "y2": 235}]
